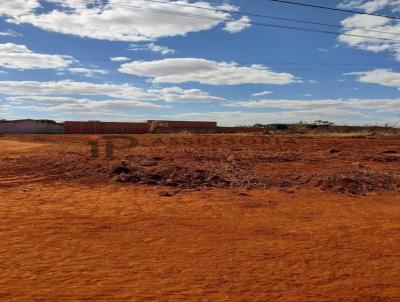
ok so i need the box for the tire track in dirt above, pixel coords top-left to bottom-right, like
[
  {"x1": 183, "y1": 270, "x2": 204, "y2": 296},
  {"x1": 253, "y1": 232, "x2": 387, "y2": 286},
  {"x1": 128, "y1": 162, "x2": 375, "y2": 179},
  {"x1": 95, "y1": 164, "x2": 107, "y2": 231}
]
[{"x1": 0, "y1": 175, "x2": 49, "y2": 186}]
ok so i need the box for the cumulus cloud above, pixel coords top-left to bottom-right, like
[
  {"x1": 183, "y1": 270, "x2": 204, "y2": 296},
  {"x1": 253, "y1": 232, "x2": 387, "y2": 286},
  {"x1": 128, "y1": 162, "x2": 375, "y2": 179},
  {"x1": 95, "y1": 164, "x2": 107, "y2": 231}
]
[
  {"x1": 110, "y1": 56, "x2": 130, "y2": 62},
  {"x1": 337, "y1": 1, "x2": 400, "y2": 60},
  {"x1": 0, "y1": 79, "x2": 230, "y2": 117},
  {"x1": 0, "y1": 79, "x2": 225, "y2": 104},
  {"x1": 8, "y1": 95, "x2": 163, "y2": 112},
  {"x1": 2, "y1": 0, "x2": 247, "y2": 42},
  {"x1": 165, "y1": 99, "x2": 400, "y2": 125},
  {"x1": 341, "y1": 14, "x2": 389, "y2": 28},
  {"x1": 224, "y1": 98, "x2": 400, "y2": 112},
  {"x1": 223, "y1": 16, "x2": 251, "y2": 33},
  {"x1": 62, "y1": 67, "x2": 109, "y2": 77},
  {"x1": 252, "y1": 90, "x2": 273, "y2": 97},
  {"x1": 189, "y1": 97, "x2": 398, "y2": 125},
  {"x1": 0, "y1": 43, "x2": 112, "y2": 76},
  {"x1": 128, "y1": 43, "x2": 176, "y2": 55},
  {"x1": 119, "y1": 58, "x2": 299, "y2": 85},
  {"x1": 338, "y1": 0, "x2": 400, "y2": 13},
  {"x1": 8, "y1": 95, "x2": 86, "y2": 105},
  {"x1": 1, "y1": 80, "x2": 399, "y2": 124},
  {"x1": 0, "y1": 80, "x2": 156, "y2": 100},
  {"x1": 162, "y1": 109, "x2": 364, "y2": 126},
  {"x1": 45, "y1": 0, "x2": 100, "y2": 9},
  {"x1": 0, "y1": 0, "x2": 40, "y2": 17},
  {"x1": 0, "y1": 29, "x2": 22, "y2": 37},
  {"x1": 150, "y1": 87, "x2": 225, "y2": 103},
  {"x1": 346, "y1": 68, "x2": 400, "y2": 88},
  {"x1": 0, "y1": 43, "x2": 75, "y2": 69}
]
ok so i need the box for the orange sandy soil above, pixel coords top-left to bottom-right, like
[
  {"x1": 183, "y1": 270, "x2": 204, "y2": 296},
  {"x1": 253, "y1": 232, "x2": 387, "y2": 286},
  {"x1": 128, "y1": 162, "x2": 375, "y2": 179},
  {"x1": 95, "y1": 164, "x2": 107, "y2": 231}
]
[{"x1": 0, "y1": 135, "x2": 400, "y2": 301}]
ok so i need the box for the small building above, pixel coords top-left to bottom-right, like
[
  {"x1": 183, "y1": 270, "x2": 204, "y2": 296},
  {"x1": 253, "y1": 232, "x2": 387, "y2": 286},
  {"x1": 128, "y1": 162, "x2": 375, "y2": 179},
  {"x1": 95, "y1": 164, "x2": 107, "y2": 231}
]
[
  {"x1": 0, "y1": 119, "x2": 65, "y2": 134},
  {"x1": 147, "y1": 120, "x2": 217, "y2": 134}
]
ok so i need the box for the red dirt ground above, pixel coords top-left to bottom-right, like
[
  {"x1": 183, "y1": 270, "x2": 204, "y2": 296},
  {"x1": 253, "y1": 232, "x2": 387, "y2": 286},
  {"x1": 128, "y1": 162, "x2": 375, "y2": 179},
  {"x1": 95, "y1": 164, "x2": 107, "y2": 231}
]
[{"x1": 0, "y1": 134, "x2": 399, "y2": 301}]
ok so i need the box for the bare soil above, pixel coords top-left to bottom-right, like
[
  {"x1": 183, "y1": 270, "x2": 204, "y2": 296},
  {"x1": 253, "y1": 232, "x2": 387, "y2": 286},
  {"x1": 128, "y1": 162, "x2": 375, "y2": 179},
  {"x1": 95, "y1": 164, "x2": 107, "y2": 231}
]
[{"x1": 0, "y1": 134, "x2": 400, "y2": 301}]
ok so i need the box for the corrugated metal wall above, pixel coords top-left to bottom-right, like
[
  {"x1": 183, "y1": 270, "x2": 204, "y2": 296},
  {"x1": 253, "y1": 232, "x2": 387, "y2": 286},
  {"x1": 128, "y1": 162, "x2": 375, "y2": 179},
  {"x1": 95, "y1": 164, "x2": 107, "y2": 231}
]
[{"x1": 64, "y1": 121, "x2": 148, "y2": 134}]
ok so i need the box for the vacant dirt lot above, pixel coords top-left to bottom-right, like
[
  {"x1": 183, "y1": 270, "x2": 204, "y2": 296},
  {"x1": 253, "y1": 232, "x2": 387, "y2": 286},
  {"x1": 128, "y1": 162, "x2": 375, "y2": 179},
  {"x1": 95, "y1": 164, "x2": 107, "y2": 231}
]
[{"x1": 0, "y1": 134, "x2": 399, "y2": 301}]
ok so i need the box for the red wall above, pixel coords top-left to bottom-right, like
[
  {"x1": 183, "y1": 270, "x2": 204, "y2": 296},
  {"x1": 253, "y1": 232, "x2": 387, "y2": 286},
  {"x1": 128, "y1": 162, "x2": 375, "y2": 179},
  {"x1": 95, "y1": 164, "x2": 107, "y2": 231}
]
[
  {"x1": 65, "y1": 121, "x2": 148, "y2": 134},
  {"x1": 217, "y1": 127, "x2": 267, "y2": 134},
  {"x1": 148, "y1": 120, "x2": 217, "y2": 129}
]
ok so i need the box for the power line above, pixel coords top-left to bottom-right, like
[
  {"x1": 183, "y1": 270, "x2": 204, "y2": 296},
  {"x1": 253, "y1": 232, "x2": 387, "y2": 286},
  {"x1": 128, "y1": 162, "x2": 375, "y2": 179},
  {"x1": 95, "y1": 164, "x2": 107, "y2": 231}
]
[
  {"x1": 69, "y1": 0, "x2": 400, "y2": 42},
  {"x1": 135, "y1": 0, "x2": 400, "y2": 37},
  {"x1": 268, "y1": 0, "x2": 400, "y2": 20},
  {"x1": 128, "y1": 6, "x2": 400, "y2": 42}
]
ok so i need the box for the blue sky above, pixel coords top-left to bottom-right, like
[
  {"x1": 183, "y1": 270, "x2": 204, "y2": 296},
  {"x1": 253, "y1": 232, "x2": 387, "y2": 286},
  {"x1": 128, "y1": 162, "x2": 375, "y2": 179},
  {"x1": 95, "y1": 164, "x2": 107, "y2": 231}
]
[{"x1": 0, "y1": 0, "x2": 399, "y2": 126}]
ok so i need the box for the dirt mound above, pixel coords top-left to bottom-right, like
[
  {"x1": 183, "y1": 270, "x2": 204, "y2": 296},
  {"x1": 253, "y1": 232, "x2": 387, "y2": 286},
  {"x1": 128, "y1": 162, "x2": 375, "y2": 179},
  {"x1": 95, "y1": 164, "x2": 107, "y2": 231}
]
[
  {"x1": 111, "y1": 157, "x2": 265, "y2": 189},
  {"x1": 1, "y1": 135, "x2": 399, "y2": 195},
  {"x1": 316, "y1": 171, "x2": 400, "y2": 195},
  {"x1": 110, "y1": 156, "x2": 400, "y2": 195}
]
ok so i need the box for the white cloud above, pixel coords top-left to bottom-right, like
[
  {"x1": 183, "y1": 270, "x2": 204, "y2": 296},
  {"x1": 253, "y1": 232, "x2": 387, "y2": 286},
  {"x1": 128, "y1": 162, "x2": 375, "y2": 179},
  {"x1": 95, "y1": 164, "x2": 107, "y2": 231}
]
[
  {"x1": 224, "y1": 98, "x2": 400, "y2": 112},
  {"x1": 217, "y1": 3, "x2": 240, "y2": 12},
  {"x1": 162, "y1": 109, "x2": 365, "y2": 126},
  {"x1": 128, "y1": 43, "x2": 176, "y2": 55},
  {"x1": 0, "y1": 43, "x2": 75, "y2": 69},
  {"x1": 0, "y1": 80, "x2": 157, "y2": 100},
  {"x1": 0, "y1": 79, "x2": 232, "y2": 117},
  {"x1": 63, "y1": 67, "x2": 109, "y2": 77},
  {"x1": 110, "y1": 56, "x2": 130, "y2": 62},
  {"x1": 223, "y1": 16, "x2": 251, "y2": 33},
  {"x1": 337, "y1": 1, "x2": 400, "y2": 60},
  {"x1": 0, "y1": 43, "x2": 111, "y2": 76},
  {"x1": 45, "y1": 0, "x2": 100, "y2": 9},
  {"x1": 2, "y1": 0, "x2": 247, "y2": 42},
  {"x1": 252, "y1": 90, "x2": 273, "y2": 97},
  {"x1": 0, "y1": 79, "x2": 225, "y2": 104},
  {"x1": 341, "y1": 14, "x2": 389, "y2": 28},
  {"x1": 8, "y1": 96, "x2": 163, "y2": 112},
  {"x1": 119, "y1": 58, "x2": 299, "y2": 85},
  {"x1": 8, "y1": 95, "x2": 83, "y2": 105},
  {"x1": 338, "y1": 0, "x2": 400, "y2": 13},
  {"x1": 338, "y1": 0, "x2": 364, "y2": 9},
  {"x1": 165, "y1": 98, "x2": 400, "y2": 125},
  {"x1": 150, "y1": 87, "x2": 225, "y2": 103},
  {"x1": 0, "y1": 0, "x2": 40, "y2": 17},
  {"x1": 346, "y1": 68, "x2": 400, "y2": 88},
  {"x1": 0, "y1": 29, "x2": 22, "y2": 37}
]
